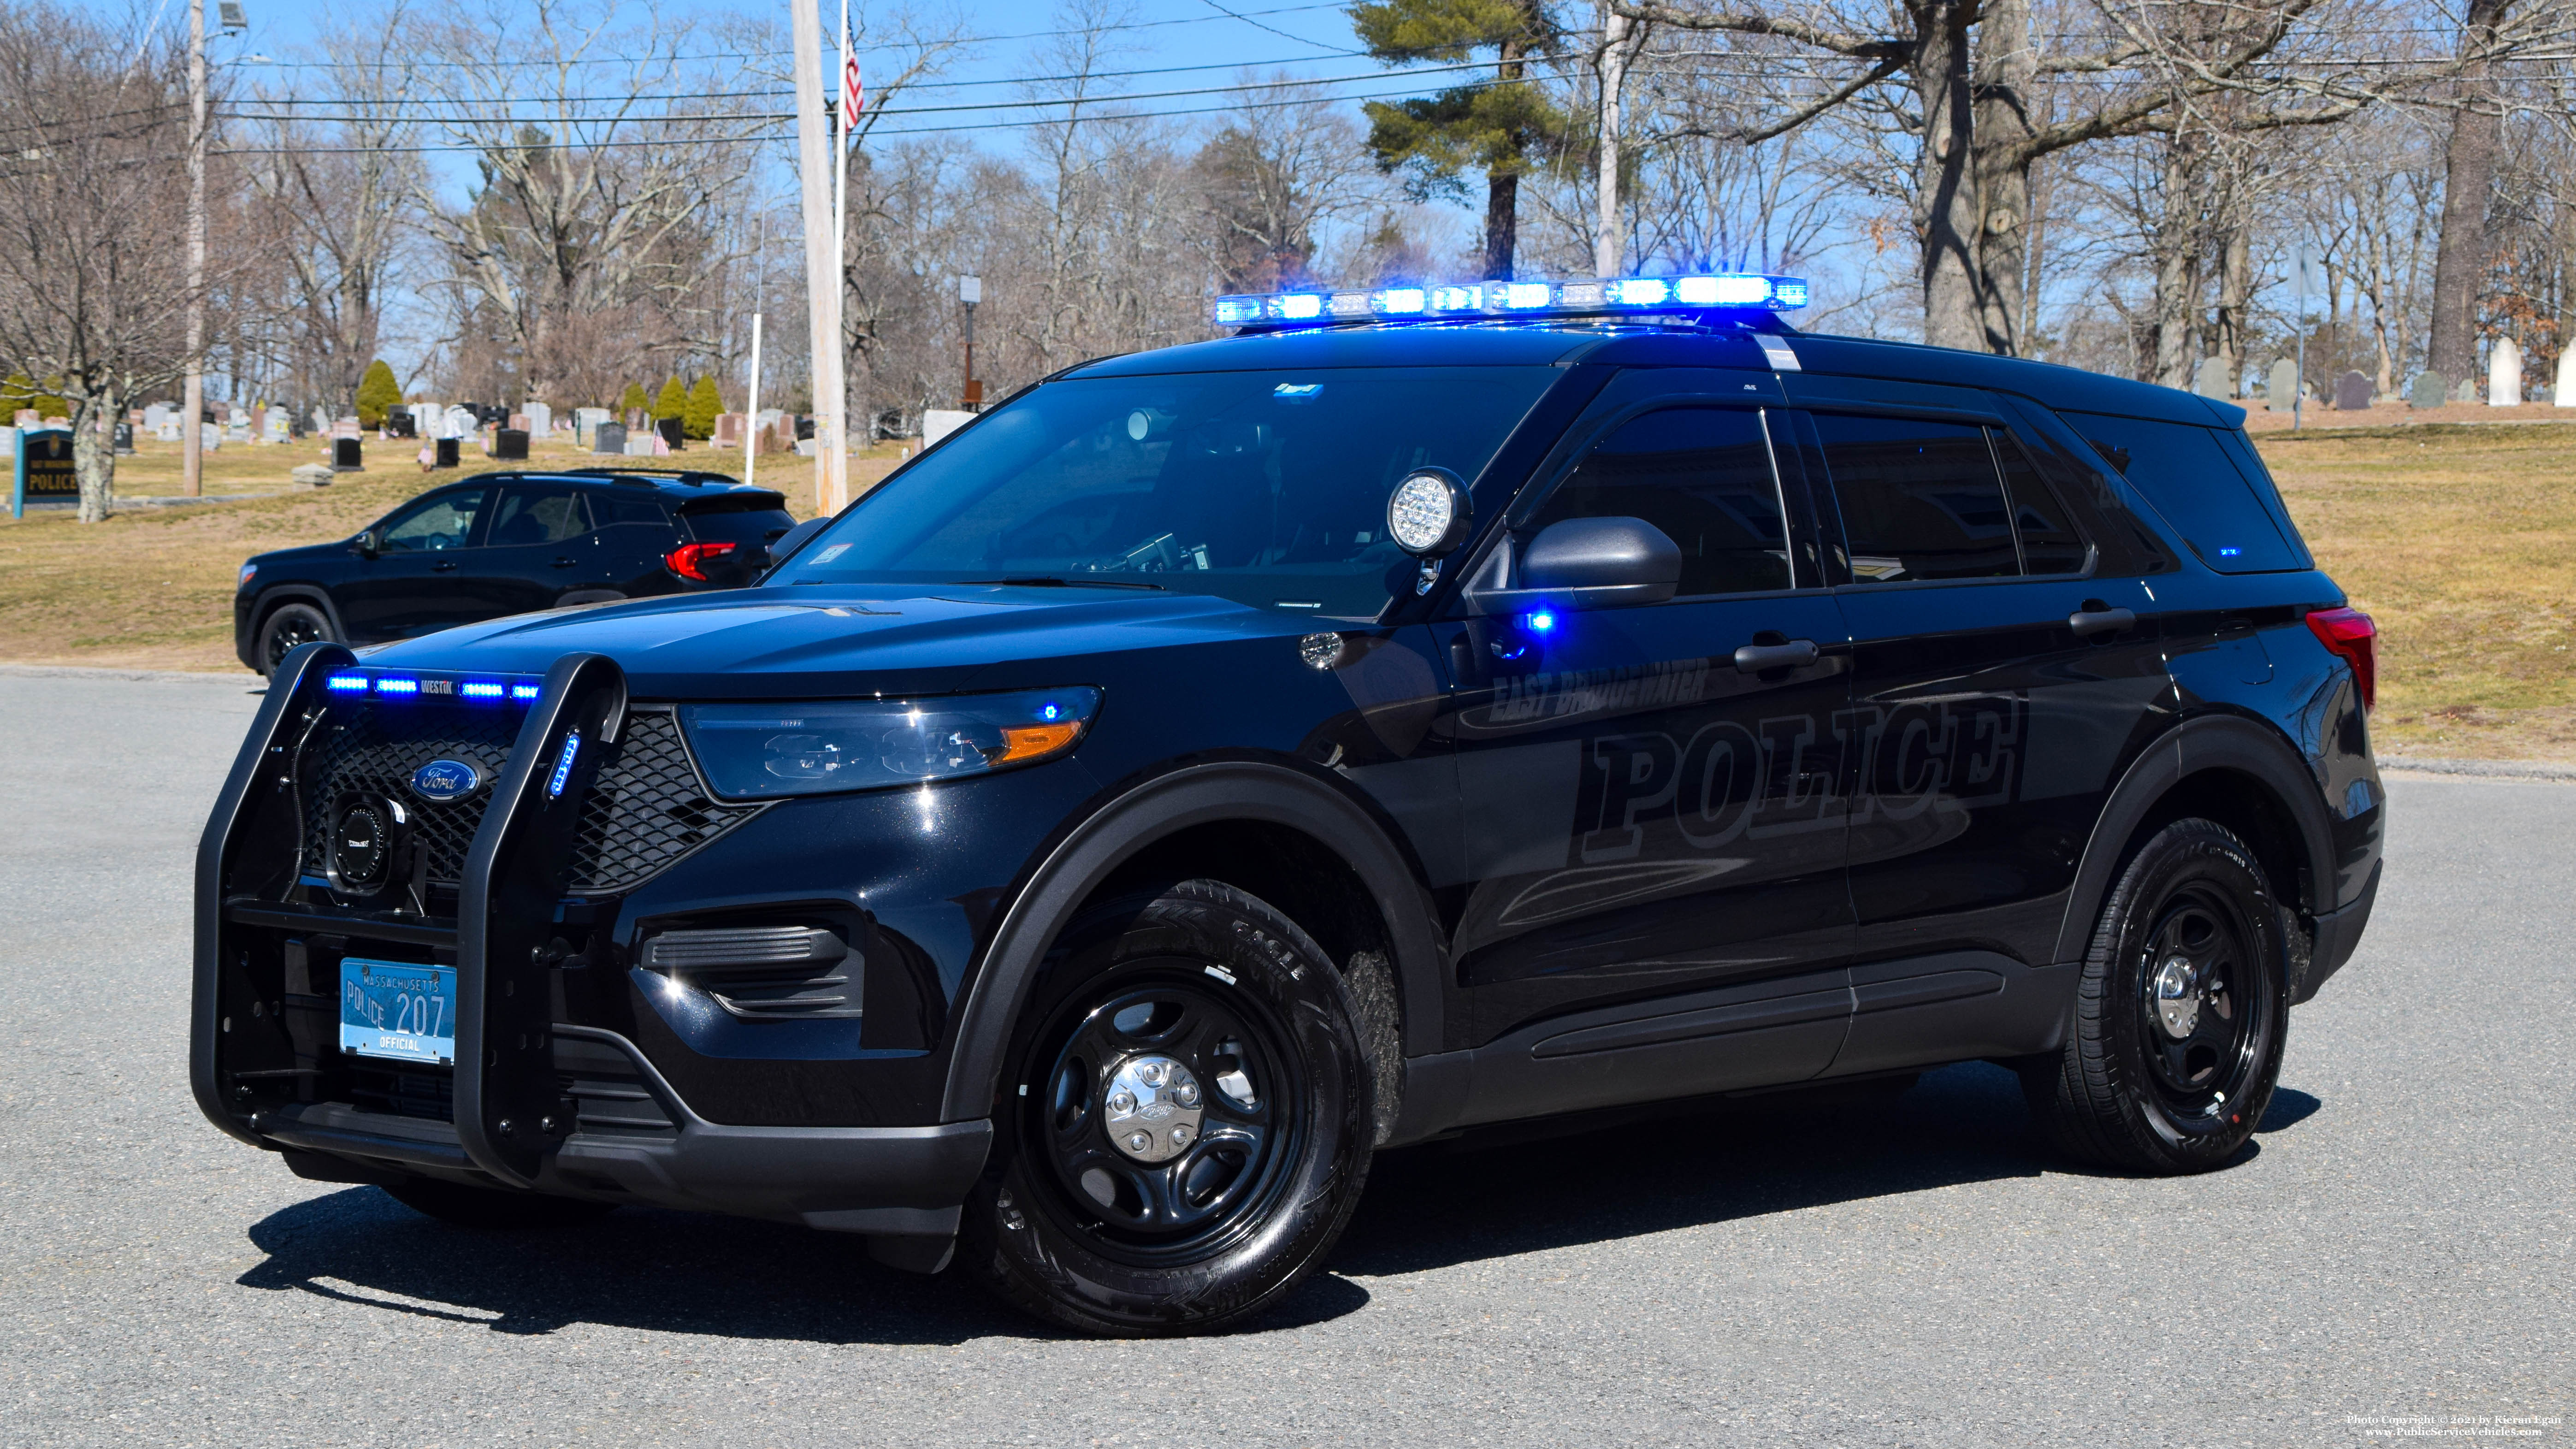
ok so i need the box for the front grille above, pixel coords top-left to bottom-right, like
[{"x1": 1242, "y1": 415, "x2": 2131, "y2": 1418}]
[
  {"x1": 299, "y1": 703, "x2": 764, "y2": 894},
  {"x1": 346, "y1": 1061, "x2": 455, "y2": 1121},
  {"x1": 555, "y1": 1034, "x2": 679, "y2": 1140}
]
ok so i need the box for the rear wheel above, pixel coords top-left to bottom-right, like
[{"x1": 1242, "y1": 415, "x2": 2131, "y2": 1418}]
[
  {"x1": 959, "y1": 880, "x2": 1376, "y2": 1336},
  {"x1": 2022, "y1": 818, "x2": 2287, "y2": 1173},
  {"x1": 382, "y1": 1178, "x2": 616, "y2": 1229},
  {"x1": 254, "y1": 602, "x2": 334, "y2": 676}
]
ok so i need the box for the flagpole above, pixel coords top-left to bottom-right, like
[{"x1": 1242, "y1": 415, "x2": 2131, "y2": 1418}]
[
  {"x1": 744, "y1": 311, "x2": 762, "y2": 492},
  {"x1": 828, "y1": 0, "x2": 851, "y2": 510}
]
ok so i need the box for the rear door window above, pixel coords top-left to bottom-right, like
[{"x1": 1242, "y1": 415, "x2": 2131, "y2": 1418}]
[
  {"x1": 488, "y1": 487, "x2": 591, "y2": 546},
  {"x1": 2061, "y1": 412, "x2": 2305, "y2": 573},
  {"x1": 1810, "y1": 414, "x2": 2020, "y2": 581},
  {"x1": 1525, "y1": 408, "x2": 1796, "y2": 595},
  {"x1": 1992, "y1": 431, "x2": 2092, "y2": 575}
]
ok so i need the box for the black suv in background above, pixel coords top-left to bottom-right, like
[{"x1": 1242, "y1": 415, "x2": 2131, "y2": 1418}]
[
  {"x1": 195, "y1": 290, "x2": 2383, "y2": 1337},
  {"x1": 233, "y1": 469, "x2": 797, "y2": 674}
]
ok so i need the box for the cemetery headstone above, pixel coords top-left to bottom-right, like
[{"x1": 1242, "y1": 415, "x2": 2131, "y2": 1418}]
[
  {"x1": 201, "y1": 421, "x2": 223, "y2": 452},
  {"x1": 434, "y1": 437, "x2": 460, "y2": 469},
  {"x1": 155, "y1": 420, "x2": 180, "y2": 443},
  {"x1": 2488, "y1": 336, "x2": 2523, "y2": 405},
  {"x1": 291, "y1": 463, "x2": 335, "y2": 488},
  {"x1": 524, "y1": 402, "x2": 551, "y2": 438},
  {"x1": 494, "y1": 427, "x2": 529, "y2": 461},
  {"x1": 594, "y1": 421, "x2": 627, "y2": 455},
  {"x1": 332, "y1": 437, "x2": 363, "y2": 471},
  {"x1": 2333, "y1": 371, "x2": 2373, "y2": 411},
  {"x1": 713, "y1": 412, "x2": 744, "y2": 448},
  {"x1": 2559, "y1": 349, "x2": 2576, "y2": 408},
  {"x1": 0, "y1": 427, "x2": 13, "y2": 460},
  {"x1": 2451, "y1": 376, "x2": 2477, "y2": 402},
  {"x1": 575, "y1": 407, "x2": 609, "y2": 444},
  {"x1": 264, "y1": 411, "x2": 290, "y2": 445},
  {"x1": 656, "y1": 417, "x2": 685, "y2": 450},
  {"x1": 112, "y1": 422, "x2": 134, "y2": 455},
  {"x1": 2266, "y1": 359, "x2": 2299, "y2": 410},
  {"x1": 385, "y1": 410, "x2": 416, "y2": 438},
  {"x1": 443, "y1": 405, "x2": 476, "y2": 439},
  {"x1": 2193, "y1": 356, "x2": 2233, "y2": 400},
  {"x1": 507, "y1": 413, "x2": 530, "y2": 433},
  {"x1": 142, "y1": 402, "x2": 169, "y2": 432},
  {"x1": 623, "y1": 431, "x2": 656, "y2": 457},
  {"x1": 311, "y1": 405, "x2": 331, "y2": 433},
  {"x1": 2409, "y1": 370, "x2": 2448, "y2": 410}
]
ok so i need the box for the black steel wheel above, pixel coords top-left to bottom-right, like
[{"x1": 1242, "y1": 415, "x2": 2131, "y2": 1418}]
[
  {"x1": 2023, "y1": 818, "x2": 2287, "y2": 1173},
  {"x1": 961, "y1": 879, "x2": 1375, "y2": 1336},
  {"x1": 255, "y1": 602, "x2": 334, "y2": 675}
]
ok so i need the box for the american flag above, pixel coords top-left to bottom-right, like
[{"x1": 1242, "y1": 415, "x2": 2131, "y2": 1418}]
[{"x1": 843, "y1": 52, "x2": 863, "y2": 141}]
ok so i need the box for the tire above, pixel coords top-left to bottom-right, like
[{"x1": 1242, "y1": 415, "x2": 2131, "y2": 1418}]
[
  {"x1": 2022, "y1": 818, "x2": 2289, "y2": 1174},
  {"x1": 254, "y1": 601, "x2": 334, "y2": 676},
  {"x1": 381, "y1": 1178, "x2": 617, "y2": 1229},
  {"x1": 959, "y1": 879, "x2": 1377, "y2": 1337}
]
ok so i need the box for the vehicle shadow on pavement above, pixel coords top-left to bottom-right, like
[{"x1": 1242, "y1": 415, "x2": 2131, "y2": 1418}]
[
  {"x1": 230, "y1": 1067, "x2": 2327, "y2": 1342},
  {"x1": 236, "y1": 1183, "x2": 1375, "y2": 1344}
]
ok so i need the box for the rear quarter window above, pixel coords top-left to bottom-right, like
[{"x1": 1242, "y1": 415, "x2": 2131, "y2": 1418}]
[
  {"x1": 679, "y1": 498, "x2": 795, "y2": 547},
  {"x1": 2060, "y1": 412, "x2": 2308, "y2": 573}
]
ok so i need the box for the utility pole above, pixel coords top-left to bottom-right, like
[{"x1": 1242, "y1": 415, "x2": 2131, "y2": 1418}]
[
  {"x1": 182, "y1": 0, "x2": 207, "y2": 497},
  {"x1": 1593, "y1": 0, "x2": 1633, "y2": 277},
  {"x1": 789, "y1": 0, "x2": 844, "y2": 513},
  {"x1": 959, "y1": 275, "x2": 981, "y2": 409}
]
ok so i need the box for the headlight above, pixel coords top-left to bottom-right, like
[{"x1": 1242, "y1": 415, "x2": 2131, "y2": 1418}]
[
  {"x1": 237, "y1": 562, "x2": 258, "y2": 591},
  {"x1": 679, "y1": 687, "x2": 1102, "y2": 799}
]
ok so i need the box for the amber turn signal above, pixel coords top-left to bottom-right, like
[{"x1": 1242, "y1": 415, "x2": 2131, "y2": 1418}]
[{"x1": 994, "y1": 721, "x2": 1083, "y2": 764}]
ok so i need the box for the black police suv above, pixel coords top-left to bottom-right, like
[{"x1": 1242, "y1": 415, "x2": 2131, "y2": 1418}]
[
  {"x1": 231, "y1": 468, "x2": 797, "y2": 674},
  {"x1": 194, "y1": 283, "x2": 2383, "y2": 1337}
]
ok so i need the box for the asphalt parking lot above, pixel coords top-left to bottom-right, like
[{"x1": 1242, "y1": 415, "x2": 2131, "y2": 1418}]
[{"x1": 0, "y1": 667, "x2": 2566, "y2": 1448}]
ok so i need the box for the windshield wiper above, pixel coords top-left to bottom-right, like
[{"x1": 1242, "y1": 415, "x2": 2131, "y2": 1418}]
[{"x1": 960, "y1": 576, "x2": 1167, "y2": 591}]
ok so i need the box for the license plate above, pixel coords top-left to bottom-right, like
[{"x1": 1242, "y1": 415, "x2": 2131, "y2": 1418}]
[{"x1": 339, "y1": 957, "x2": 457, "y2": 1065}]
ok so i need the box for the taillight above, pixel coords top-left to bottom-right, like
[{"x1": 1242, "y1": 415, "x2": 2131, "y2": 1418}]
[
  {"x1": 664, "y1": 540, "x2": 738, "y2": 582},
  {"x1": 2305, "y1": 606, "x2": 2376, "y2": 710}
]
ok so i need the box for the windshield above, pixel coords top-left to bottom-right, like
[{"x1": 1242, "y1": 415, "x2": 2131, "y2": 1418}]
[{"x1": 782, "y1": 367, "x2": 1560, "y2": 617}]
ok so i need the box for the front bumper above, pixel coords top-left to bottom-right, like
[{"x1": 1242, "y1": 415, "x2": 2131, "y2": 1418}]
[{"x1": 193, "y1": 646, "x2": 989, "y2": 1241}]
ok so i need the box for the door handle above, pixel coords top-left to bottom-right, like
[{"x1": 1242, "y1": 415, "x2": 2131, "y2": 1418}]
[
  {"x1": 2069, "y1": 603, "x2": 2137, "y2": 637},
  {"x1": 550, "y1": 557, "x2": 577, "y2": 568},
  {"x1": 431, "y1": 560, "x2": 457, "y2": 572},
  {"x1": 1733, "y1": 638, "x2": 1820, "y2": 673}
]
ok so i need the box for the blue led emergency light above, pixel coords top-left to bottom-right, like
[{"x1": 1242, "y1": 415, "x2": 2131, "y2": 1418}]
[
  {"x1": 1213, "y1": 273, "x2": 1809, "y2": 329},
  {"x1": 318, "y1": 669, "x2": 545, "y2": 704}
]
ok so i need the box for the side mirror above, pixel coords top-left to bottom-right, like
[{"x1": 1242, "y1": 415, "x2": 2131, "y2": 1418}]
[
  {"x1": 352, "y1": 529, "x2": 381, "y2": 558},
  {"x1": 760, "y1": 517, "x2": 832, "y2": 579},
  {"x1": 1468, "y1": 516, "x2": 1682, "y2": 614}
]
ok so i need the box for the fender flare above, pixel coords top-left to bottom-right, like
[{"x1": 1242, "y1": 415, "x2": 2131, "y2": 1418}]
[
  {"x1": 248, "y1": 585, "x2": 349, "y2": 645},
  {"x1": 937, "y1": 760, "x2": 1448, "y2": 1124},
  {"x1": 2049, "y1": 712, "x2": 2337, "y2": 964}
]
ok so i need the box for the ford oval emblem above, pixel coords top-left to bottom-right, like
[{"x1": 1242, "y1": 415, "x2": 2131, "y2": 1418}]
[{"x1": 409, "y1": 758, "x2": 481, "y2": 803}]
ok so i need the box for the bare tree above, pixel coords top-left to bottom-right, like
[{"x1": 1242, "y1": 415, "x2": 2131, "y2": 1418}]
[{"x1": 0, "y1": 4, "x2": 218, "y2": 520}]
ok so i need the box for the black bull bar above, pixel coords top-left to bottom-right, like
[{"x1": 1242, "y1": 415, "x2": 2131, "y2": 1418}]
[{"x1": 188, "y1": 644, "x2": 988, "y2": 1243}]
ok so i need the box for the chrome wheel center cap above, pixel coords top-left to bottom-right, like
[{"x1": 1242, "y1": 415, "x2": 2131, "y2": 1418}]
[
  {"x1": 1104, "y1": 1054, "x2": 1204, "y2": 1163},
  {"x1": 2153, "y1": 954, "x2": 2202, "y2": 1039}
]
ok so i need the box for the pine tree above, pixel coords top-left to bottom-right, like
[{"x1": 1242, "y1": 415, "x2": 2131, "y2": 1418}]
[
  {"x1": 354, "y1": 360, "x2": 402, "y2": 427},
  {"x1": 654, "y1": 377, "x2": 688, "y2": 421},
  {"x1": 620, "y1": 382, "x2": 650, "y2": 417},
  {"x1": 1350, "y1": 0, "x2": 1565, "y2": 281},
  {"x1": 684, "y1": 375, "x2": 723, "y2": 440}
]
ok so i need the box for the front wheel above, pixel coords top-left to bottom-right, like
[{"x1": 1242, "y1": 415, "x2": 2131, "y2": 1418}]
[
  {"x1": 254, "y1": 602, "x2": 335, "y2": 676},
  {"x1": 2022, "y1": 818, "x2": 2288, "y2": 1173},
  {"x1": 959, "y1": 880, "x2": 1376, "y2": 1336}
]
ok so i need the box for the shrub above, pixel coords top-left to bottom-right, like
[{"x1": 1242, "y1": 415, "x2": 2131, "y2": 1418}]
[
  {"x1": 654, "y1": 377, "x2": 687, "y2": 420},
  {"x1": 684, "y1": 375, "x2": 723, "y2": 439},
  {"x1": 620, "y1": 381, "x2": 649, "y2": 416},
  {"x1": 354, "y1": 360, "x2": 402, "y2": 427}
]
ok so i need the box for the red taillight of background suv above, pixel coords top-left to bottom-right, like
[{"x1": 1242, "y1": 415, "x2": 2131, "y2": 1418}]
[
  {"x1": 2305, "y1": 606, "x2": 2377, "y2": 710},
  {"x1": 663, "y1": 541, "x2": 738, "y2": 582}
]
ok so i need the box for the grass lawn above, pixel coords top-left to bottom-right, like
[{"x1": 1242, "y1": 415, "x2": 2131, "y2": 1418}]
[{"x1": 5, "y1": 419, "x2": 2571, "y2": 761}]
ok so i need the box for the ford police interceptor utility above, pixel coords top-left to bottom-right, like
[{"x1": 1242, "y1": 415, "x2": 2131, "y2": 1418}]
[{"x1": 194, "y1": 272, "x2": 2382, "y2": 1336}]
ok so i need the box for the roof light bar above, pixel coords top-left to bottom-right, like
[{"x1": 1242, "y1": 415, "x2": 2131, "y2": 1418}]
[{"x1": 1213, "y1": 272, "x2": 1809, "y2": 330}]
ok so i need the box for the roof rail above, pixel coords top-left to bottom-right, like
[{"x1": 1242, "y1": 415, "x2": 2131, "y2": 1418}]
[{"x1": 560, "y1": 467, "x2": 744, "y2": 487}]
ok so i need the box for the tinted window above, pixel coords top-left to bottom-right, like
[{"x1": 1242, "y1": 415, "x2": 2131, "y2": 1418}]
[
  {"x1": 783, "y1": 367, "x2": 1560, "y2": 617},
  {"x1": 378, "y1": 489, "x2": 484, "y2": 552},
  {"x1": 2063, "y1": 413, "x2": 2303, "y2": 572},
  {"x1": 488, "y1": 487, "x2": 590, "y2": 546},
  {"x1": 680, "y1": 501, "x2": 796, "y2": 547},
  {"x1": 593, "y1": 493, "x2": 673, "y2": 527},
  {"x1": 1528, "y1": 408, "x2": 1792, "y2": 595},
  {"x1": 1992, "y1": 431, "x2": 2090, "y2": 575},
  {"x1": 1814, "y1": 414, "x2": 2018, "y2": 581}
]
